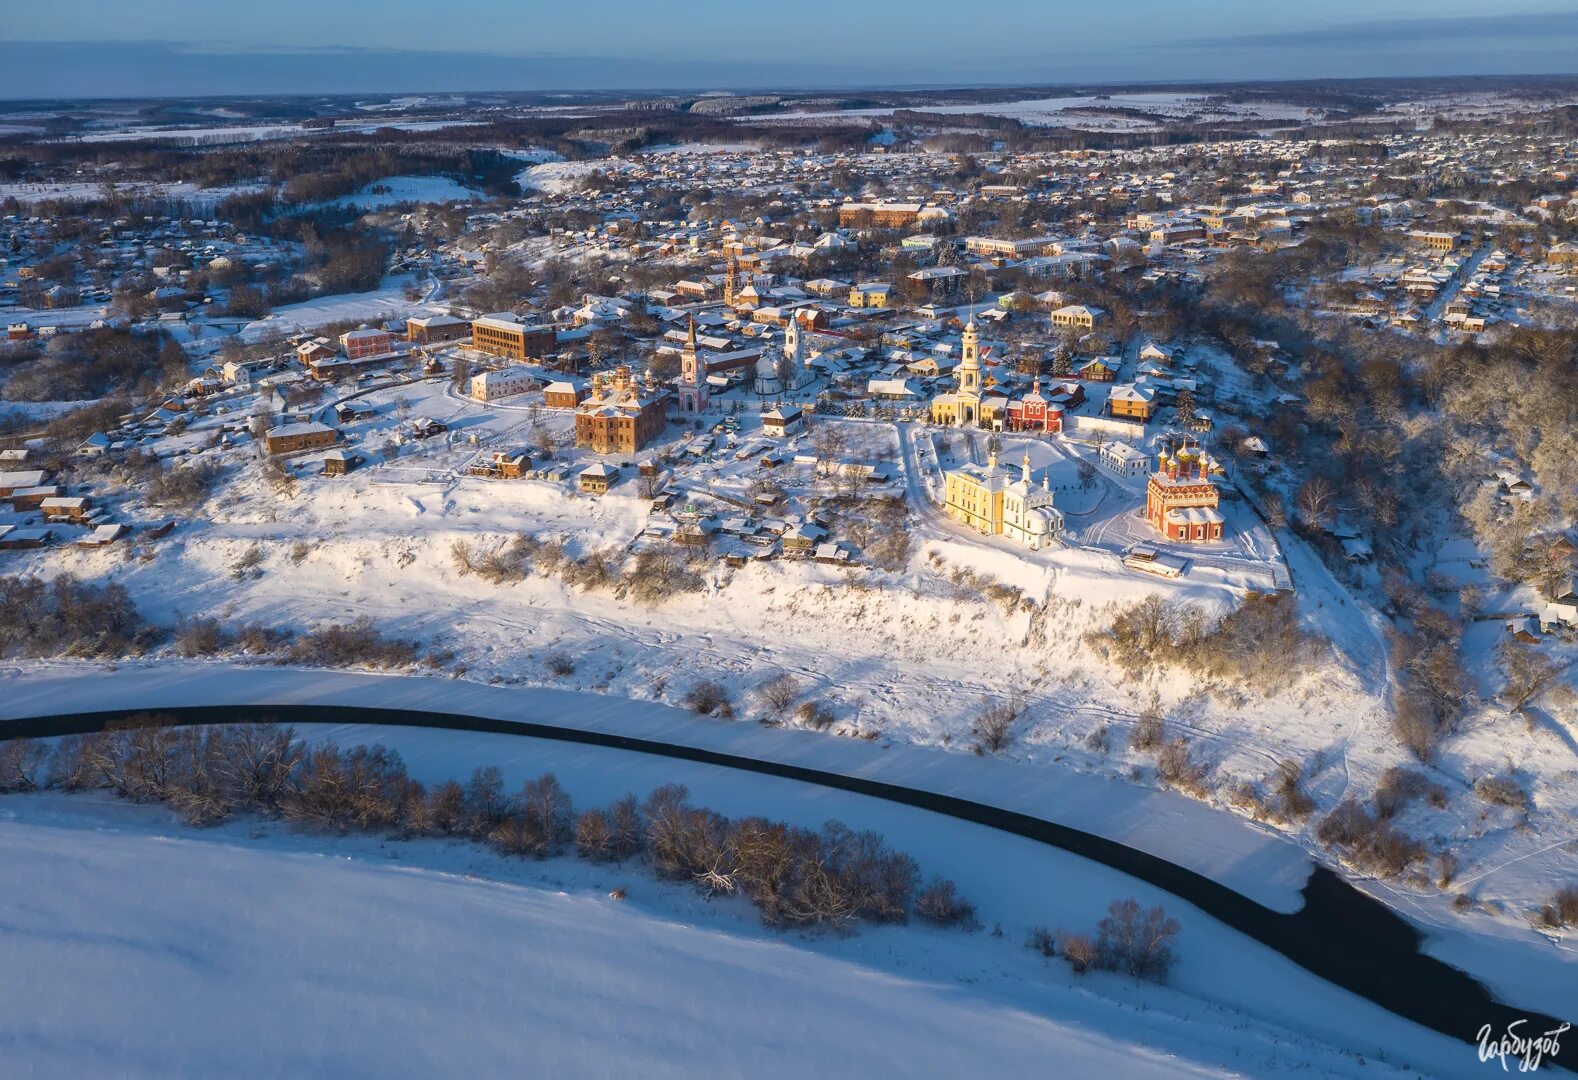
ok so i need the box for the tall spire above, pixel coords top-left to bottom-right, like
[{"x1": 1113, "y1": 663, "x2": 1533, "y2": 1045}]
[
  {"x1": 1022, "y1": 451, "x2": 1033, "y2": 484},
  {"x1": 686, "y1": 315, "x2": 697, "y2": 350}
]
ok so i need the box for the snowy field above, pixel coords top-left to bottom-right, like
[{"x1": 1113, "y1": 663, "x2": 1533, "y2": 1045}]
[
  {"x1": 759, "y1": 93, "x2": 1319, "y2": 131},
  {"x1": 0, "y1": 733, "x2": 1480, "y2": 1078},
  {"x1": 58, "y1": 119, "x2": 483, "y2": 145},
  {"x1": 319, "y1": 175, "x2": 485, "y2": 210},
  {"x1": 237, "y1": 276, "x2": 440, "y2": 341}
]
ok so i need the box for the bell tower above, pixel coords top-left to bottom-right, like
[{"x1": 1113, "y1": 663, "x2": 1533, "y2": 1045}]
[
  {"x1": 958, "y1": 316, "x2": 981, "y2": 395},
  {"x1": 678, "y1": 316, "x2": 709, "y2": 414}
]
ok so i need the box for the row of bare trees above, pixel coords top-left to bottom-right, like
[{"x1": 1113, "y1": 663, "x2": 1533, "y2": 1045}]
[{"x1": 0, "y1": 718, "x2": 974, "y2": 934}]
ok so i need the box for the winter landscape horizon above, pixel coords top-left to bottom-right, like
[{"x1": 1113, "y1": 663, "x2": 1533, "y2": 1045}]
[{"x1": 2, "y1": 2, "x2": 1578, "y2": 1077}]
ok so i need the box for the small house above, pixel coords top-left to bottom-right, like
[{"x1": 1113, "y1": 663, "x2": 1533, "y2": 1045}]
[
  {"x1": 580, "y1": 462, "x2": 619, "y2": 494},
  {"x1": 761, "y1": 405, "x2": 804, "y2": 438},
  {"x1": 321, "y1": 449, "x2": 362, "y2": 477}
]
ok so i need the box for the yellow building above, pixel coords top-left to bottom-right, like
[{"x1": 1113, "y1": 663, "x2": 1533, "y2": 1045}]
[
  {"x1": 848, "y1": 282, "x2": 893, "y2": 308},
  {"x1": 944, "y1": 448, "x2": 1062, "y2": 548},
  {"x1": 943, "y1": 446, "x2": 1008, "y2": 533}
]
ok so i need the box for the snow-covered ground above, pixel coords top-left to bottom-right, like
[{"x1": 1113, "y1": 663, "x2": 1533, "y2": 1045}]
[
  {"x1": 4, "y1": 382, "x2": 1573, "y2": 1005},
  {"x1": 319, "y1": 175, "x2": 485, "y2": 210},
  {"x1": 237, "y1": 275, "x2": 440, "y2": 341},
  {"x1": 0, "y1": 179, "x2": 267, "y2": 206},
  {"x1": 0, "y1": 736, "x2": 1479, "y2": 1078},
  {"x1": 58, "y1": 119, "x2": 482, "y2": 145},
  {"x1": 518, "y1": 159, "x2": 607, "y2": 193},
  {"x1": 760, "y1": 93, "x2": 1318, "y2": 131}
]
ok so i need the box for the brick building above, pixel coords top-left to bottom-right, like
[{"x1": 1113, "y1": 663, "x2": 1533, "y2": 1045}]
[
  {"x1": 471, "y1": 314, "x2": 555, "y2": 362},
  {"x1": 1145, "y1": 440, "x2": 1224, "y2": 543},
  {"x1": 574, "y1": 366, "x2": 670, "y2": 454}
]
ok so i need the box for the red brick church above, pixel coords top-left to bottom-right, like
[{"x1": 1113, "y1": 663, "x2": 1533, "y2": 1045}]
[{"x1": 1145, "y1": 439, "x2": 1224, "y2": 543}]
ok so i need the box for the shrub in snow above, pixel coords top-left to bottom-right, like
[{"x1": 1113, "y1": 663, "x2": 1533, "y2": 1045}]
[
  {"x1": 794, "y1": 700, "x2": 836, "y2": 731},
  {"x1": 1473, "y1": 774, "x2": 1529, "y2": 814},
  {"x1": 1316, "y1": 799, "x2": 1426, "y2": 879},
  {"x1": 972, "y1": 694, "x2": 1022, "y2": 754},
  {"x1": 1129, "y1": 702, "x2": 1166, "y2": 752},
  {"x1": 1373, "y1": 765, "x2": 1437, "y2": 819},
  {"x1": 1086, "y1": 592, "x2": 1319, "y2": 695},
  {"x1": 683, "y1": 680, "x2": 733, "y2": 718},
  {"x1": 1272, "y1": 759, "x2": 1315, "y2": 822},
  {"x1": 286, "y1": 616, "x2": 419, "y2": 670},
  {"x1": 755, "y1": 673, "x2": 801, "y2": 715},
  {"x1": 1539, "y1": 886, "x2": 1578, "y2": 929},
  {"x1": 0, "y1": 574, "x2": 152, "y2": 659},
  {"x1": 544, "y1": 652, "x2": 576, "y2": 677},
  {"x1": 1096, "y1": 899, "x2": 1180, "y2": 982},
  {"x1": 1059, "y1": 932, "x2": 1099, "y2": 975},
  {"x1": 915, "y1": 878, "x2": 978, "y2": 929},
  {"x1": 174, "y1": 617, "x2": 229, "y2": 658},
  {"x1": 0, "y1": 739, "x2": 46, "y2": 793},
  {"x1": 1154, "y1": 737, "x2": 1207, "y2": 797},
  {"x1": 1027, "y1": 926, "x2": 1057, "y2": 958}
]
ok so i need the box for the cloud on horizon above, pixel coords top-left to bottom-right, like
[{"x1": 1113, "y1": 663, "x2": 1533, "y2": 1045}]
[{"x1": 1192, "y1": 9, "x2": 1578, "y2": 49}]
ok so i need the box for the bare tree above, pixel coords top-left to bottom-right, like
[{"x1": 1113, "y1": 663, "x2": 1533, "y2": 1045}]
[
  {"x1": 1096, "y1": 899, "x2": 1180, "y2": 981},
  {"x1": 1499, "y1": 639, "x2": 1564, "y2": 713},
  {"x1": 1296, "y1": 475, "x2": 1338, "y2": 531},
  {"x1": 972, "y1": 693, "x2": 1022, "y2": 754}
]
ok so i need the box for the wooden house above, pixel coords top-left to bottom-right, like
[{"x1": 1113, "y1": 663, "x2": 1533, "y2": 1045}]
[{"x1": 579, "y1": 462, "x2": 619, "y2": 494}]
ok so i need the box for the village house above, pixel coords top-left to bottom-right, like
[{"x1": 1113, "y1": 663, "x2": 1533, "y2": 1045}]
[
  {"x1": 0, "y1": 470, "x2": 50, "y2": 498},
  {"x1": 848, "y1": 282, "x2": 894, "y2": 308},
  {"x1": 1051, "y1": 304, "x2": 1107, "y2": 330},
  {"x1": 1003, "y1": 379, "x2": 1065, "y2": 433},
  {"x1": 1407, "y1": 230, "x2": 1462, "y2": 253},
  {"x1": 470, "y1": 366, "x2": 537, "y2": 403},
  {"x1": 1074, "y1": 357, "x2": 1118, "y2": 382},
  {"x1": 320, "y1": 449, "x2": 362, "y2": 477},
  {"x1": 264, "y1": 421, "x2": 339, "y2": 456},
  {"x1": 544, "y1": 378, "x2": 588, "y2": 409},
  {"x1": 39, "y1": 496, "x2": 93, "y2": 524},
  {"x1": 761, "y1": 405, "x2": 805, "y2": 438},
  {"x1": 295, "y1": 338, "x2": 337, "y2": 368},
  {"x1": 838, "y1": 201, "x2": 923, "y2": 229},
  {"x1": 1109, "y1": 384, "x2": 1157, "y2": 422},
  {"x1": 579, "y1": 461, "x2": 619, "y2": 494},
  {"x1": 467, "y1": 450, "x2": 528, "y2": 480},
  {"x1": 10, "y1": 485, "x2": 62, "y2": 512},
  {"x1": 1099, "y1": 440, "x2": 1150, "y2": 478}
]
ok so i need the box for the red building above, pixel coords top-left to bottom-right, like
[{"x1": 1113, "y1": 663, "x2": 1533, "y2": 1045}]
[
  {"x1": 1145, "y1": 441, "x2": 1224, "y2": 543},
  {"x1": 340, "y1": 328, "x2": 393, "y2": 360},
  {"x1": 1003, "y1": 379, "x2": 1065, "y2": 433}
]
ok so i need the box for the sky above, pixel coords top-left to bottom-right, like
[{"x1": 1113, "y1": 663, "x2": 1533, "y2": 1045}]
[{"x1": 4, "y1": 1, "x2": 1578, "y2": 99}]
